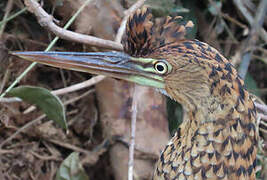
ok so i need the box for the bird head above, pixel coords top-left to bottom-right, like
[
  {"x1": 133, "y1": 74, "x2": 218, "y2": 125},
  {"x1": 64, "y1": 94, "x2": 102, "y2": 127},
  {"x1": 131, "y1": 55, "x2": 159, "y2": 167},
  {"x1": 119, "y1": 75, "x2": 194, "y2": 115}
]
[{"x1": 12, "y1": 7, "x2": 243, "y2": 113}]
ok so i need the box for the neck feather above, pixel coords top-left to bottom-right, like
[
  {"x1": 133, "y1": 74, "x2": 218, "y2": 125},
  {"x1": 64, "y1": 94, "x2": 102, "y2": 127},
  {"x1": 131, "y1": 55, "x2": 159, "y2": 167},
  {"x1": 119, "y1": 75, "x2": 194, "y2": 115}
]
[{"x1": 154, "y1": 40, "x2": 258, "y2": 179}]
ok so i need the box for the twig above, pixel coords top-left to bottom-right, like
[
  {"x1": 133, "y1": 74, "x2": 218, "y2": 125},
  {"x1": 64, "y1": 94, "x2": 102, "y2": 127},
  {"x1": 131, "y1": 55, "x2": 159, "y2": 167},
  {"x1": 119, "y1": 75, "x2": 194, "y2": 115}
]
[
  {"x1": 3, "y1": 32, "x2": 48, "y2": 47},
  {"x1": 80, "y1": 138, "x2": 112, "y2": 165},
  {"x1": 0, "y1": 114, "x2": 45, "y2": 148},
  {"x1": 115, "y1": 1, "x2": 147, "y2": 179},
  {"x1": 48, "y1": 139, "x2": 93, "y2": 155},
  {"x1": 238, "y1": 0, "x2": 267, "y2": 79},
  {"x1": 24, "y1": 0, "x2": 122, "y2": 51},
  {"x1": 0, "y1": 7, "x2": 27, "y2": 26},
  {"x1": 0, "y1": 68, "x2": 10, "y2": 94},
  {"x1": 60, "y1": 89, "x2": 94, "y2": 109},
  {"x1": 0, "y1": 149, "x2": 15, "y2": 154},
  {"x1": 238, "y1": 52, "x2": 252, "y2": 79},
  {"x1": 233, "y1": 0, "x2": 267, "y2": 42},
  {"x1": 259, "y1": 114, "x2": 267, "y2": 121},
  {"x1": 208, "y1": 0, "x2": 238, "y2": 43},
  {"x1": 116, "y1": 1, "x2": 147, "y2": 180},
  {"x1": 0, "y1": 97, "x2": 21, "y2": 103},
  {"x1": 128, "y1": 85, "x2": 138, "y2": 180},
  {"x1": 255, "y1": 102, "x2": 267, "y2": 113},
  {"x1": 0, "y1": 89, "x2": 93, "y2": 148},
  {"x1": 0, "y1": 0, "x2": 14, "y2": 38},
  {"x1": 0, "y1": 0, "x2": 93, "y2": 99},
  {"x1": 31, "y1": 151, "x2": 60, "y2": 161},
  {"x1": 52, "y1": 75, "x2": 104, "y2": 96},
  {"x1": 0, "y1": 75, "x2": 104, "y2": 104},
  {"x1": 115, "y1": 0, "x2": 146, "y2": 43},
  {"x1": 221, "y1": 13, "x2": 247, "y2": 29},
  {"x1": 47, "y1": 138, "x2": 112, "y2": 165},
  {"x1": 23, "y1": 75, "x2": 103, "y2": 114}
]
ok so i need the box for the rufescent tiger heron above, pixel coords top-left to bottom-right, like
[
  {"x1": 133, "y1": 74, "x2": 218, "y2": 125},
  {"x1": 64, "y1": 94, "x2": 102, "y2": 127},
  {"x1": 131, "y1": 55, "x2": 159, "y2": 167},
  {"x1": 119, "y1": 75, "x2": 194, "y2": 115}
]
[{"x1": 12, "y1": 7, "x2": 258, "y2": 180}]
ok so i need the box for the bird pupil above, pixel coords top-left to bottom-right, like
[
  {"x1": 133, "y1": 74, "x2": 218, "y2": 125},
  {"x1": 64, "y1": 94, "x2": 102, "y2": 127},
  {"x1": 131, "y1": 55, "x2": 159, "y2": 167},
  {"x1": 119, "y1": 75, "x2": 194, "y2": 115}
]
[{"x1": 157, "y1": 64, "x2": 164, "y2": 72}]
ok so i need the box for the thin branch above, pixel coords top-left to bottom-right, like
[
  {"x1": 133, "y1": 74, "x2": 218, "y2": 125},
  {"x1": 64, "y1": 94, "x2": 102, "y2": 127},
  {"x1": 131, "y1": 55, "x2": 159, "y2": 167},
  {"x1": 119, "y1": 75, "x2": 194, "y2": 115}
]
[
  {"x1": 128, "y1": 85, "x2": 138, "y2": 180},
  {"x1": 116, "y1": 1, "x2": 147, "y2": 180},
  {"x1": 0, "y1": 7, "x2": 27, "y2": 27},
  {"x1": 0, "y1": 97, "x2": 21, "y2": 103},
  {"x1": 255, "y1": 102, "x2": 267, "y2": 113},
  {"x1": 208, "y1": 0, "x2": 238, "y2": 43},
  {"x1": 0, "y1": 0, "x2": 93, "y2": 99},
  {"x1": 115, "y1": 0, "x2": 146, "y2": 43},
  {"x1": 238, "y1": 0, "x2": 267, "y2": 79},
  {"x1": 0, "y1": 114, "x2": 46, "y2": 148},
  {"x1": 47, "y1": 139, "x2": 93, "y2": 155},
  {"x1": 0, "y1": 89, "x2": 93, "y2": 148},
  {"x1": 22, "y1": 75, "x2": 103, "y2": 114},
  {"x1": 0, "y1": 75, "x2": 104, "y2": 112},
  {"x1": 0, "y1": 0, "x2": 14, "y2": 37},
  {"x1": 220, "y1": 13, "x2": 247, "y2": 29},
  {"x1": 233, "y1": 0, "x2": 267, "y2": 42},
  {"x1": 52, "y1": 75, "x2": 104, "y2": 96},
  {"x1": 24, "y1": 0, "x2": 122, "y2": 51},
  {"x1": 0, "y1": 68, "x2": 10, "y2": 94}
]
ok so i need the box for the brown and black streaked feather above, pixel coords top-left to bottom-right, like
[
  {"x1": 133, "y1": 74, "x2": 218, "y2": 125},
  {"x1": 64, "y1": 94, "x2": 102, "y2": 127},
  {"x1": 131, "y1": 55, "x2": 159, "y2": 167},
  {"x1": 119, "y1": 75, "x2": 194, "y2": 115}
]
[{"x1": 122, "y1": 7, "x2": 194, "y2": 57}]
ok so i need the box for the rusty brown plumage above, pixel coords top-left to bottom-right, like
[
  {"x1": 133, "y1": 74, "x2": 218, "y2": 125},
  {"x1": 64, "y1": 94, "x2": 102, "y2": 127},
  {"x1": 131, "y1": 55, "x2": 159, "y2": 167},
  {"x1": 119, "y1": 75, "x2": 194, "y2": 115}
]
[
  {"x1": 122, "y1": 7, "x2": 194, "y2": 57},
  {"x1": 123, "y1": 8, "x2": 258, "y2": 180}
]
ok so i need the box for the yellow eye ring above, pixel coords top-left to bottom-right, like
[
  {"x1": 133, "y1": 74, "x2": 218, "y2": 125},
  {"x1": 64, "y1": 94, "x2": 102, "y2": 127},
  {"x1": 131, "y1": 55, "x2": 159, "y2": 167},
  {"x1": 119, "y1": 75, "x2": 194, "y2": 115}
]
[{"x1": 154, "y1": 61, "x2": 168, "y2": 74}]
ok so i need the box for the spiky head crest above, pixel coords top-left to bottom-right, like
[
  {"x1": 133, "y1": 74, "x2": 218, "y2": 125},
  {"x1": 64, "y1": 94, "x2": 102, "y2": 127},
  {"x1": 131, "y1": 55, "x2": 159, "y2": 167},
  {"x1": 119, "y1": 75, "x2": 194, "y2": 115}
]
[{"x1": 122, "y1": 7, "x2": 194, "y2": 57}]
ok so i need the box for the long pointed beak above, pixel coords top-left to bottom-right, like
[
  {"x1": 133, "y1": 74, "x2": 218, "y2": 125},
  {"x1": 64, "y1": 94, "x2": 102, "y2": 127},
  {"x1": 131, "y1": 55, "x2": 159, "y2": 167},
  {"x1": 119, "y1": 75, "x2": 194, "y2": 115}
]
[{"x1": 11, "y1": 51, "x2": 165, "y2": 88}]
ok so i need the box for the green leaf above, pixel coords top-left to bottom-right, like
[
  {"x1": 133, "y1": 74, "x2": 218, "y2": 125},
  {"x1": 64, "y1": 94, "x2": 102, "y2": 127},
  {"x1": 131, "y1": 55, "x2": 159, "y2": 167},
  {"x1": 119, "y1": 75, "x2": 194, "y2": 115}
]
[
  {"x1": 244, "y1": 73, "x2": 261, "y2": 97},
  {"x1": 7, "y1": 85, "x2": 67, "y2": 129},
  {"x1": 167, "y1": 98, "x2": 183, "y2": 136},
  {"x1": 208, "y1": 1, "x2": 222, "y2": 16},
  {"x1": 180, "y1": 0, "x2": 198, "y2": 39},
  {"x1": 144, "y1": 0, "x2": 177, "y2": 16},
  {"x1": 56, "y1": 152, "x2": 89, "y2": 180}
]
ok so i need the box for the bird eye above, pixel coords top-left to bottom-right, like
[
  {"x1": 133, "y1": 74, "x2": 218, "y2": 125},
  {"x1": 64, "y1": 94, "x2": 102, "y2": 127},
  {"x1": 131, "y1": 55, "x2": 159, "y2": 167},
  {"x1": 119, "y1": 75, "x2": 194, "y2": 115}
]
[{"x1": 154, "y1": 61, "x2": 168, "y2": 74}]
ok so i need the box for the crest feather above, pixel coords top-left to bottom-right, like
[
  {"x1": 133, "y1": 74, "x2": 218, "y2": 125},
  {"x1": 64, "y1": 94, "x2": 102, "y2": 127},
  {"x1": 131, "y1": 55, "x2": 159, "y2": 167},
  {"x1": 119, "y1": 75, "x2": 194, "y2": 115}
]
[{"x1": 122, "y1": 7, "x2": 194, "y2": 57}]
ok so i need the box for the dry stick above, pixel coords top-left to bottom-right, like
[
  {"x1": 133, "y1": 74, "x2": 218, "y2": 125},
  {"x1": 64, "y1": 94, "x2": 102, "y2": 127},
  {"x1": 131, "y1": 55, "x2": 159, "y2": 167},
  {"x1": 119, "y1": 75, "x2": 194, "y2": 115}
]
[
  {"x1": 49, "y1": 138, "x2": 112, "y2": 165},
  {"x1": 255, "y1": 102, "x2": 267, "y2": 114},
  {"x1": 114, "y1": 1, "x2": 147, "y2": 180},
  {"x1": 238, "y1": 0, "x2": 267, "y2": 79},
  {"x1": 0, "y1": 89, "x2": 94, "y2": 148},
  {"x1": 0, "y1": 97, "x2": 21, "y2": 103},
  {"x1": 23, "y1": 75, "x2": 105, "y2": 114},
  {"x1": 0, "y1": 0, "x2": 14, "y2": 37},
  {"x1": 52, "y1": 75, "x2": 104, "y2": 96},
  {"x1": 233, "y1": 0, "x2": 267, "y2": 43},
  {"x1": 128, "y1": 85, "x2": 138, "y2": 180},
  {"x1": 0, "y1": 69, "x2": 10, "y2": 94},
  {"x1": 208, "y1": 0, "x2": 238, "y2": 43},
  {"x1": 24, "y1": 0, "x2": 122, "y2": 51},
  {"x1": 220, "y1": 13, "x2": 247, "y2": 29},
  {"x1": 0, "y1": 7, "x2": 27, "y2": 27},
  {"x1": 48, "y1": 139, "x2": 93, "y2": 155},
  {"x1": 0, "y1": 75, "x2": 105, "y2": 103},
  {"x1": 0, "y1": 114, "x2": 45, "y2": 148},
  {"x1": 115, "y1": 0, "x2": 146, "y2": 43},
  {"x1": 0, "y1": 0, "x2": 93, "y2": 99}
]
